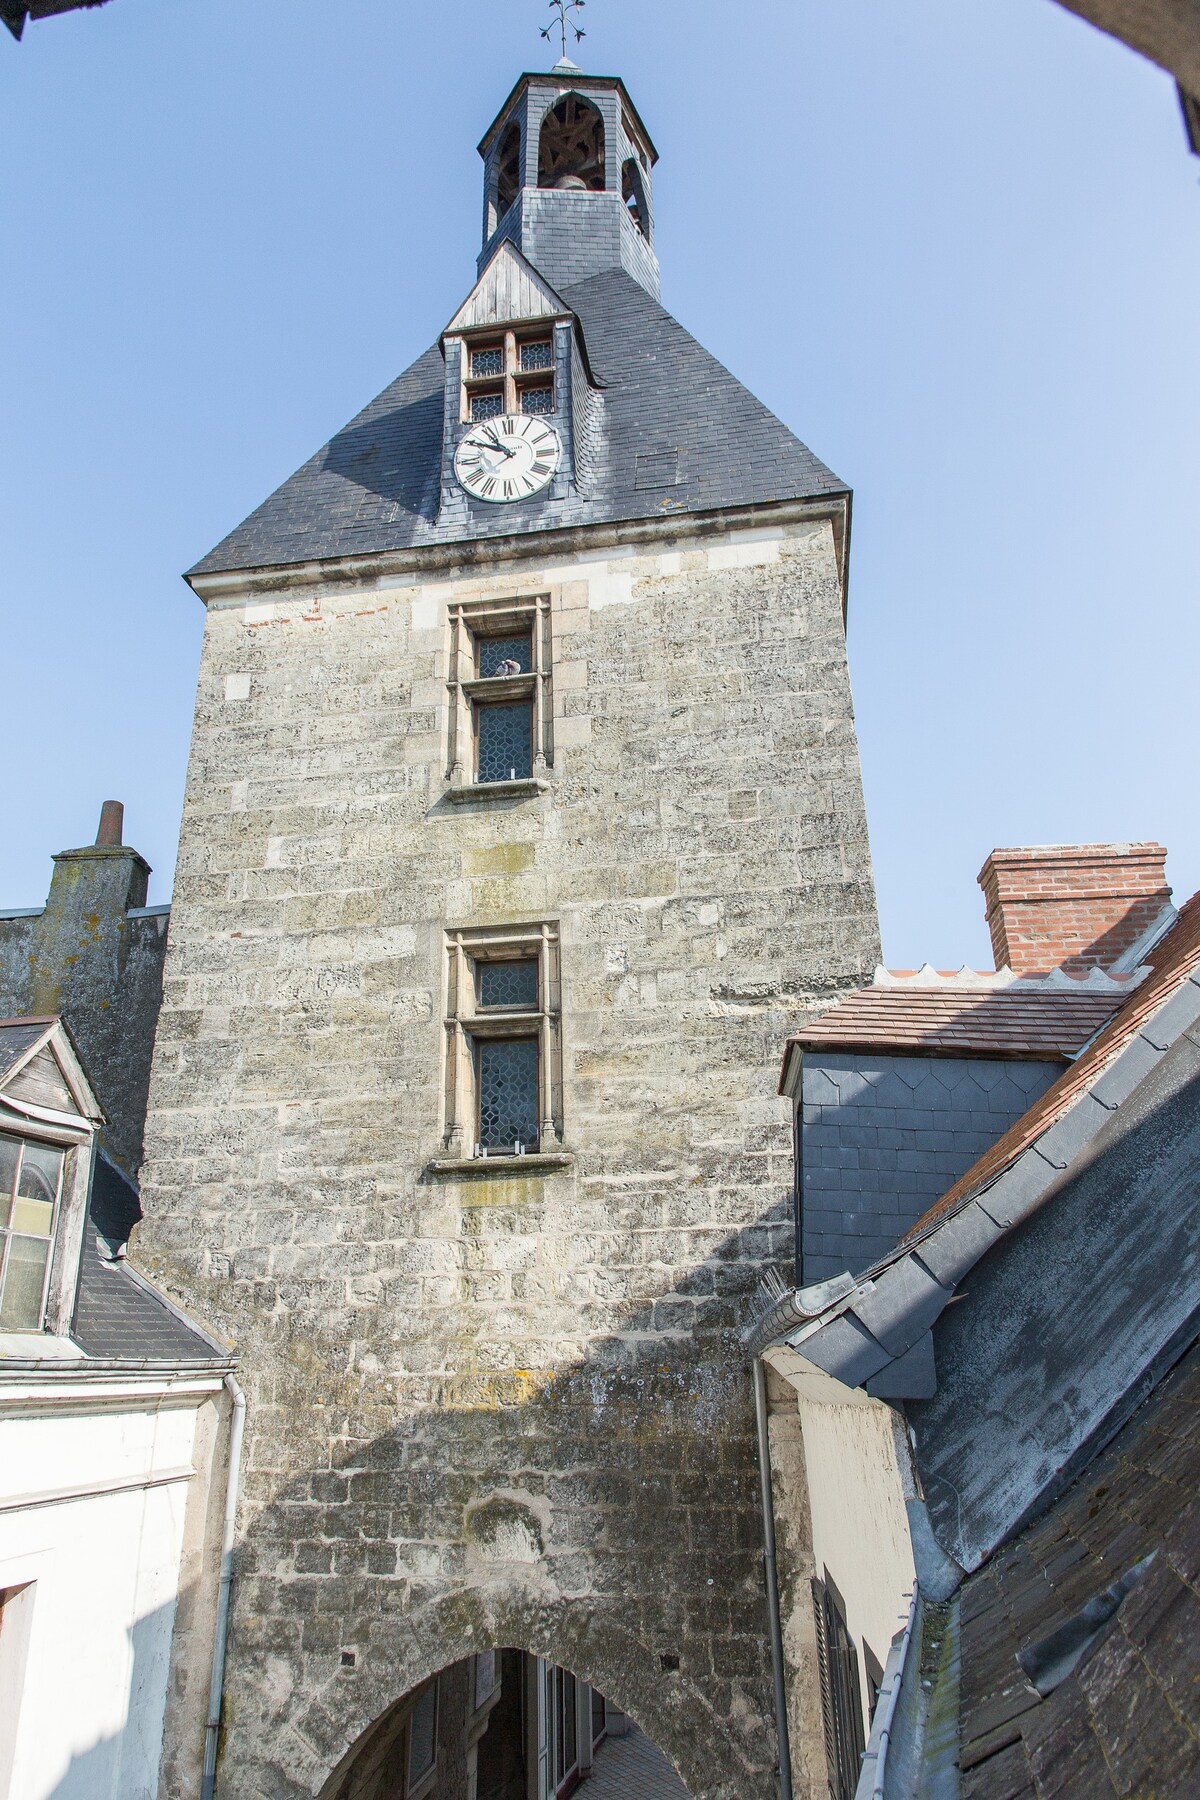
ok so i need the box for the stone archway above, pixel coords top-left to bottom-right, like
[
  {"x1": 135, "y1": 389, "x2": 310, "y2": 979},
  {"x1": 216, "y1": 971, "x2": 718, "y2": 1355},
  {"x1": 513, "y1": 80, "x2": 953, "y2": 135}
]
[
  {"x1": 224, "y1": 1576, "x2": 767, "y2": 1800},
  {"x1": 319, "y1": 1649, "x2": 694, "y2": 1800}
]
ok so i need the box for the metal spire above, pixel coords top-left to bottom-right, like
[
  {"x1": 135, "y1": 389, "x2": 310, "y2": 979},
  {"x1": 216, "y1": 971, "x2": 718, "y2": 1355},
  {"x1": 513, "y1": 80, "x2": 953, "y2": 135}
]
[{"x1": 540, "y1": 0, "x2": 586, "y2": 64}]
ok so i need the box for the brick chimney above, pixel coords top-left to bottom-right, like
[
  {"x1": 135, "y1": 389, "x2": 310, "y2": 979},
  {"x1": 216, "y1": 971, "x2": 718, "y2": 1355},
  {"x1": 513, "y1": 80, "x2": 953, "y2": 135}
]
[{"x1": 978, "y1": 843, "x2": 1171, "y2": 975}]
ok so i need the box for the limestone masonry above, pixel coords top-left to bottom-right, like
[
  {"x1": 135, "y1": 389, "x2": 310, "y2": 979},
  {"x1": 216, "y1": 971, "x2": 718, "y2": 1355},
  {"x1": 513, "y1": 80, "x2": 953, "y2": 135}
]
[{"x1": 136, "y1": 66, "x2": 879, "y2": 1800}]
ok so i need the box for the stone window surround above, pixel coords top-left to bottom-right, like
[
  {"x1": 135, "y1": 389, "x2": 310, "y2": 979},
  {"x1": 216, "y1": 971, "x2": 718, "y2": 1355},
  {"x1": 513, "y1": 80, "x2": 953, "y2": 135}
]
[
  {"x1": 439, "y1": 921, "x2": 564, "y2": 1163},
  {"x1": 445, "y1": 592, "x2": 554, "y2": 799}
]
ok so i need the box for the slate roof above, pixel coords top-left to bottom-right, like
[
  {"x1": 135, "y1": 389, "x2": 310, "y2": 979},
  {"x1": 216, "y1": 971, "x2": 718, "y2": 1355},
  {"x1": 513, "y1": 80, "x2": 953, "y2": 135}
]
[
  {"x1": 72, "y1": 1224, "x2": 228, "y2": 1364},
  {"x1": 958, "y1": 1332, "x2": 1200, "y2": 1800},
  {"x1": 0, "y1": 1017, "x2": 57, "y2": 1086},
  {"x1": 914, "y1": 889, "x2": 1200, "y2": 1229},
  {"x1": 787, "y1": 983, "x2": 1124, "y2": 1063},
  {"x1": 188, "y1": 267, "x2": 847, "y2": 579}
]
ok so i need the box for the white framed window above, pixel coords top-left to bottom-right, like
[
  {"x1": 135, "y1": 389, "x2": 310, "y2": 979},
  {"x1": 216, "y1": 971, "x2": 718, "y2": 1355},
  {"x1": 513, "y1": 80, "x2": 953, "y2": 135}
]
[
  {"x1": 0, "y1": 1135, "x2": 66, "y2": 1332},
  {"x1": 442, "y1": 923, "x2": 563, "y2": 1158},
  {"x1": 446, "y1": 594, "x2": 553, "y2": 793}
]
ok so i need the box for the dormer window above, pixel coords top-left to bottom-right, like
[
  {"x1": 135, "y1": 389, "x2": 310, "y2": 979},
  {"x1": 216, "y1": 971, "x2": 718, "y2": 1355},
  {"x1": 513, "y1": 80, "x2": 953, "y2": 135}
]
[
  {"x1": 0, "y1": 1018, "x2": 103, "y2": 1342},
  {"x1": 0, "y1": 1135, "x2": 64, "y2": 1331},
  {"x1": 462, "y1": 332, "x2": 555, "y2": 422}
]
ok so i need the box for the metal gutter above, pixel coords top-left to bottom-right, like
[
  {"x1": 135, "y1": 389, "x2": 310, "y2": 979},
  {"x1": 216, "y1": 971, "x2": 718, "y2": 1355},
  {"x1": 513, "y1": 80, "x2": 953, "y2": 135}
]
[
  {"x1": 201, "y1": 1372, "x2": 246, "y2": 1800},
  {"x1": 753, "y1": 1357, "x2": 793, "y2": 1800},
  {"x1": 869, "y1": 1593, "x2": 917, "y2": 1799}
]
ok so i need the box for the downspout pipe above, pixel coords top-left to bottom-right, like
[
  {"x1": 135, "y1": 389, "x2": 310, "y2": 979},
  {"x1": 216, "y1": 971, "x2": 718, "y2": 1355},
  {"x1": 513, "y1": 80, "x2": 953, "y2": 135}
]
[
  {"x1": 753, "y1": 1357, "x2": 794, "y2": 1800},
  {"x1": 201, "y1": 1372, "x2": 246, "y2": 1800}
]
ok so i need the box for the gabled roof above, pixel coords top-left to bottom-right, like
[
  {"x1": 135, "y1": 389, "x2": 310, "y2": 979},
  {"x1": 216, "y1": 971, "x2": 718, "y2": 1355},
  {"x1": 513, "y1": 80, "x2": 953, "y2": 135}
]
[
  {"x1": 751, "y1": 890, "x2": 1200, "y2": 1406},
  {"x1": 783, "y1": 972, "x2": 1127, "y2": 1070},
  {"x1": 188, "y1": 268, "x2": 847, "y2": 581},
  {"x1": 916, "y1": 888, "x2": 1200, "y2": 1229},
  {"x1": 752, "y1": 888, "x2": 1200, "y2": 1576},
  {"x1": 0, "y1": 1015, "x2": 103, "y2": 1124},
  {"x1": 442, "y1": 240, "x2": 571, "y2": 337}
]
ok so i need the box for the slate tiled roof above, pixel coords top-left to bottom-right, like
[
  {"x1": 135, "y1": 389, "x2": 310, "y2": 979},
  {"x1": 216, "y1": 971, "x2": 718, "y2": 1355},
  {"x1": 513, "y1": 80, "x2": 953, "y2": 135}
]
[
  {"x1": 957, "y1": 1333, "x2": 1200, "y2": 1800},
  {"x1": 913, "y1": 890, "x2": 1200, "y2": 1229},
  {"x1": 72, "y1": 1226, "x2": 228, "y2": 1364},
  {"x1": 788, "y1": 984, "x2": 1123, "y2": 1062},
  {"x1": 0, "y1": 1017, "x2": 56, "y2": 1085},
  {"x1": 188, "y1": 268, "x2": 847, "y2": 578}
]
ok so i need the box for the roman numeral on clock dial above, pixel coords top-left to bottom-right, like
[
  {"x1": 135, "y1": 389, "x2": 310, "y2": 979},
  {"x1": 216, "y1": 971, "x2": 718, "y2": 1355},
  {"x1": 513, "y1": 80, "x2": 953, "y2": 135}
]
[{"x1": 454, "y1": 413, "x2": 562, "y2": 504}]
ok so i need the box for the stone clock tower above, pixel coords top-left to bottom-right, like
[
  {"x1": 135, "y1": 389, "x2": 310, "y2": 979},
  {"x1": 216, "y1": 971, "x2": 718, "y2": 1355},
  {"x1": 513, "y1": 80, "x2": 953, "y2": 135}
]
[{"x1": 140, "y1": 63, "x2": 879, "y2": 1800}]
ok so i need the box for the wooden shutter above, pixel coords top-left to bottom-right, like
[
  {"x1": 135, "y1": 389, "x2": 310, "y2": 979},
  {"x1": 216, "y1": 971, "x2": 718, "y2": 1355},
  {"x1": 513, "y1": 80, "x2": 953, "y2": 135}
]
[{"x1": 811, "y1": 1576, "x2": 867, "y2": 1800}]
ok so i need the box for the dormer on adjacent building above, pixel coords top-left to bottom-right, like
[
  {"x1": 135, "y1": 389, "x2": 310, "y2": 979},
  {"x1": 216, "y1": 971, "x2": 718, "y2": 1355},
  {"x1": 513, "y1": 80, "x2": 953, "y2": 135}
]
[
  {"x1": 0, "y1": 1017, "x2": 101, "y2": 1345},
  {"x1": 476, "y1": 66, "x2": 660, "y2": 299}
]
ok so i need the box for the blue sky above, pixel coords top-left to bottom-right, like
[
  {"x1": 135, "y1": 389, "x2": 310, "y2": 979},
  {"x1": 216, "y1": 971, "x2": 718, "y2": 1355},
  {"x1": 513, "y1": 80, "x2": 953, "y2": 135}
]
[{"x1": 2, "y1": 0, "x2": 1197, "y2": 967}]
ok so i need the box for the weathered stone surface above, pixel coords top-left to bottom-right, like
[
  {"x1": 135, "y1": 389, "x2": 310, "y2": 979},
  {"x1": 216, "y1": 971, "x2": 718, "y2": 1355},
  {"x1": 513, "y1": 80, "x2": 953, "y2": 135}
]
[
  {"x1": 138, "y1": 512, "x2": 878, "y2": 1800},
  {"x1": 0, "y1": 839, "x2": 168, "y2": 1178}
]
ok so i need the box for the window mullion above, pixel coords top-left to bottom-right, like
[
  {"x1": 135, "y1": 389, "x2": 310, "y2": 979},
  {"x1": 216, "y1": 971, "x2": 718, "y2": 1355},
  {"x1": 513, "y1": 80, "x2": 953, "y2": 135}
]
[
  {"x1": 448, "y1": 604, "x2": 465, "y2": 789},
  {"x1": 504, "y1": 330, "x2": 517, "y2": 413}
]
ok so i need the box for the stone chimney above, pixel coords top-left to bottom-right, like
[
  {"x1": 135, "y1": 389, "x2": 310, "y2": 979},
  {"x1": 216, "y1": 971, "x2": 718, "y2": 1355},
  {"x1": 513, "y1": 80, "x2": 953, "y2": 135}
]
[{"x1": 978, "y1": 843, "x2": 1171, "y2": 975}]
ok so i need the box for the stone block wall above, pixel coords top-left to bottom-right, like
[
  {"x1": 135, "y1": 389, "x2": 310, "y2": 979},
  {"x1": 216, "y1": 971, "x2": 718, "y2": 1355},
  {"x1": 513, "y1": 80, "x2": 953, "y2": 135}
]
[{"x1": 138, "y1": 510, "x2": 878, "y2": 1800}]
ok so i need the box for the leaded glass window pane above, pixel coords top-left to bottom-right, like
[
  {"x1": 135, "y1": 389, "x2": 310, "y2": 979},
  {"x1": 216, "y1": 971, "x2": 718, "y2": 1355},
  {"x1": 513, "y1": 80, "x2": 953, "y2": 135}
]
[
  {"x1": 470, "y1": 391, "x2": 504, "y2": 422},
  {"x1": 477, "y1": 1038, "x2": 539, "y2": 1151},
  {"x1": 476, "y1": 701, "x2": 532, "y2": 783},
  {"x1": 478, "y1": 959, "x2": 538, "y2": 1010},
  {"x1": 477, "y1": 633, "x2": 532, "y2": 677},
  {"x1": 520, "y1": 386, "x2": 553, "y2": 415},
  {"x1": 520, "y1": 339, "x2": 553, "y2": 371},
  {"x1": 471, "y1": 346, "x2": 504, "y2": 378}
]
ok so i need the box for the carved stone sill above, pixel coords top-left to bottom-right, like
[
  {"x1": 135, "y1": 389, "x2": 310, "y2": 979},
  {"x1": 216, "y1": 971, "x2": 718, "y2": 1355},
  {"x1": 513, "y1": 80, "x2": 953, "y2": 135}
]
[
  {"x1": 425, "y1": 1151, "x2": 573, "y2": 1177},
  {"x1": 445, "y1": 778, "x2": 551, "y2": 804}
]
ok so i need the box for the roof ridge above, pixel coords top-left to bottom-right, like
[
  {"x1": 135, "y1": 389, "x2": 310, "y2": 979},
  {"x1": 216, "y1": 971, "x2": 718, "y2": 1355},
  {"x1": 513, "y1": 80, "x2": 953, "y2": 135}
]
[{"x1": 906, "y1": 886, "x2": 1200, "y2": 1228}]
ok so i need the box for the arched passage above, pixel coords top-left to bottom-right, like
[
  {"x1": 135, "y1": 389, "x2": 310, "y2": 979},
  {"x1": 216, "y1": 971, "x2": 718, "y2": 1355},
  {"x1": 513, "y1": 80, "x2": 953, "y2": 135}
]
[
  {"x1": 322, "y1": 1651, "x2": 693, "y2": 1800},
  {"x1": 537, "y1": 93, "x2": 606, "y2": 190}
]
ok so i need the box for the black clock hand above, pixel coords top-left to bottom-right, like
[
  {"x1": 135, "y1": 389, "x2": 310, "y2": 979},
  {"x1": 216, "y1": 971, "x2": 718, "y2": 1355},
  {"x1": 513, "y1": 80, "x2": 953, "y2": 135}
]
[{"x1": 482, "y1": 426, "x2": 516, "y2": 459}]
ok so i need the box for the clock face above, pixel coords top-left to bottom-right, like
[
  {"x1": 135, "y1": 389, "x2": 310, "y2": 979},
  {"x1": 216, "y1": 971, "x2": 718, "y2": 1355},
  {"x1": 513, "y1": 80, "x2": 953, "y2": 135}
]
[{"x1": 454, "y1": 413, "x2": 561, "y2": 504}]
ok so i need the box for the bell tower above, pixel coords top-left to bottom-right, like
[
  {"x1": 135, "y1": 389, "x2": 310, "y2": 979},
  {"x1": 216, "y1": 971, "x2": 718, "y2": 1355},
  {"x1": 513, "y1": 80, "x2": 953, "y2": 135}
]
[
  {"x1": 140, "y1": 55, "x2": 880, "y2": 1800},
  {"x1": 478, "y1": 64, "x2": 659, "y2": 296}
]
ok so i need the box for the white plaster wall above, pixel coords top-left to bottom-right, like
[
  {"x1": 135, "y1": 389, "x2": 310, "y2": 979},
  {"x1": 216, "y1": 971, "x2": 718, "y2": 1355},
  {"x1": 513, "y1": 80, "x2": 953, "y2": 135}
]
[
  {"x1": 0, "y1": 1398, "x2": 202, "y2": 1800},
  {"x1": 797, "y1": 1394, "x2": 915, "y2": 1701}
]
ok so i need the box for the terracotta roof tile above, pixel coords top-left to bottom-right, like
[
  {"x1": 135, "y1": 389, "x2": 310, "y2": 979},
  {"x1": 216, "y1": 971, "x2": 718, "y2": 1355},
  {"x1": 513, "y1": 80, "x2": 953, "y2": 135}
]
[
  {"x1": 787, "y1": 986, "x2": 1123, "y2": 1062},
  {"x1": 908, "y1": 890, "x2": 1200, "y2": 1233}
]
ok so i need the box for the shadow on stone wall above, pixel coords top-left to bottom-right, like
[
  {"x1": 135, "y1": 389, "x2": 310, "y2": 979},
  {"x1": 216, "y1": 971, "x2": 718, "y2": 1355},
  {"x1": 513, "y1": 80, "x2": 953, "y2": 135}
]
[{"x1": 161, "y1": 1196, "x2": 800, "y2": 1800}]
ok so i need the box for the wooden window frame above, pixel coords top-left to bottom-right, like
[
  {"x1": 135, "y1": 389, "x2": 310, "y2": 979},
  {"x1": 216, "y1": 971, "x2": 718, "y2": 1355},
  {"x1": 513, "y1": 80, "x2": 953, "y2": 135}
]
[
  {"x1": 446, "y1": 594, "x2": 553, "y2": 794},
  {"x1": 460, "y1": 329, "x2": 555, "y2": 422},
  {"x1": 0, "y1": 1121, "x2": 91, "y2": 1338},
  {"x1": 442, "y1": 922, "x2": 563, "y2": 1160}
]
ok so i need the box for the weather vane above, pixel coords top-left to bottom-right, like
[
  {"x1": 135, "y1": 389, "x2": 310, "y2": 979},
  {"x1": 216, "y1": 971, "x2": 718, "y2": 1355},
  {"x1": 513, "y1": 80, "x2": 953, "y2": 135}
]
[{"x1": 541, "y1": 0, "x2": 586, "y2": 63}]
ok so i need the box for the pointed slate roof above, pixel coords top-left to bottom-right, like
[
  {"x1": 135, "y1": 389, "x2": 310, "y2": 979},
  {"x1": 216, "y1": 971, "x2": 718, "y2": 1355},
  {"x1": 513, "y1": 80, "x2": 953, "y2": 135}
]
[{"x1": 188, "y1": 268, "x2": 847, "y2": 580}]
